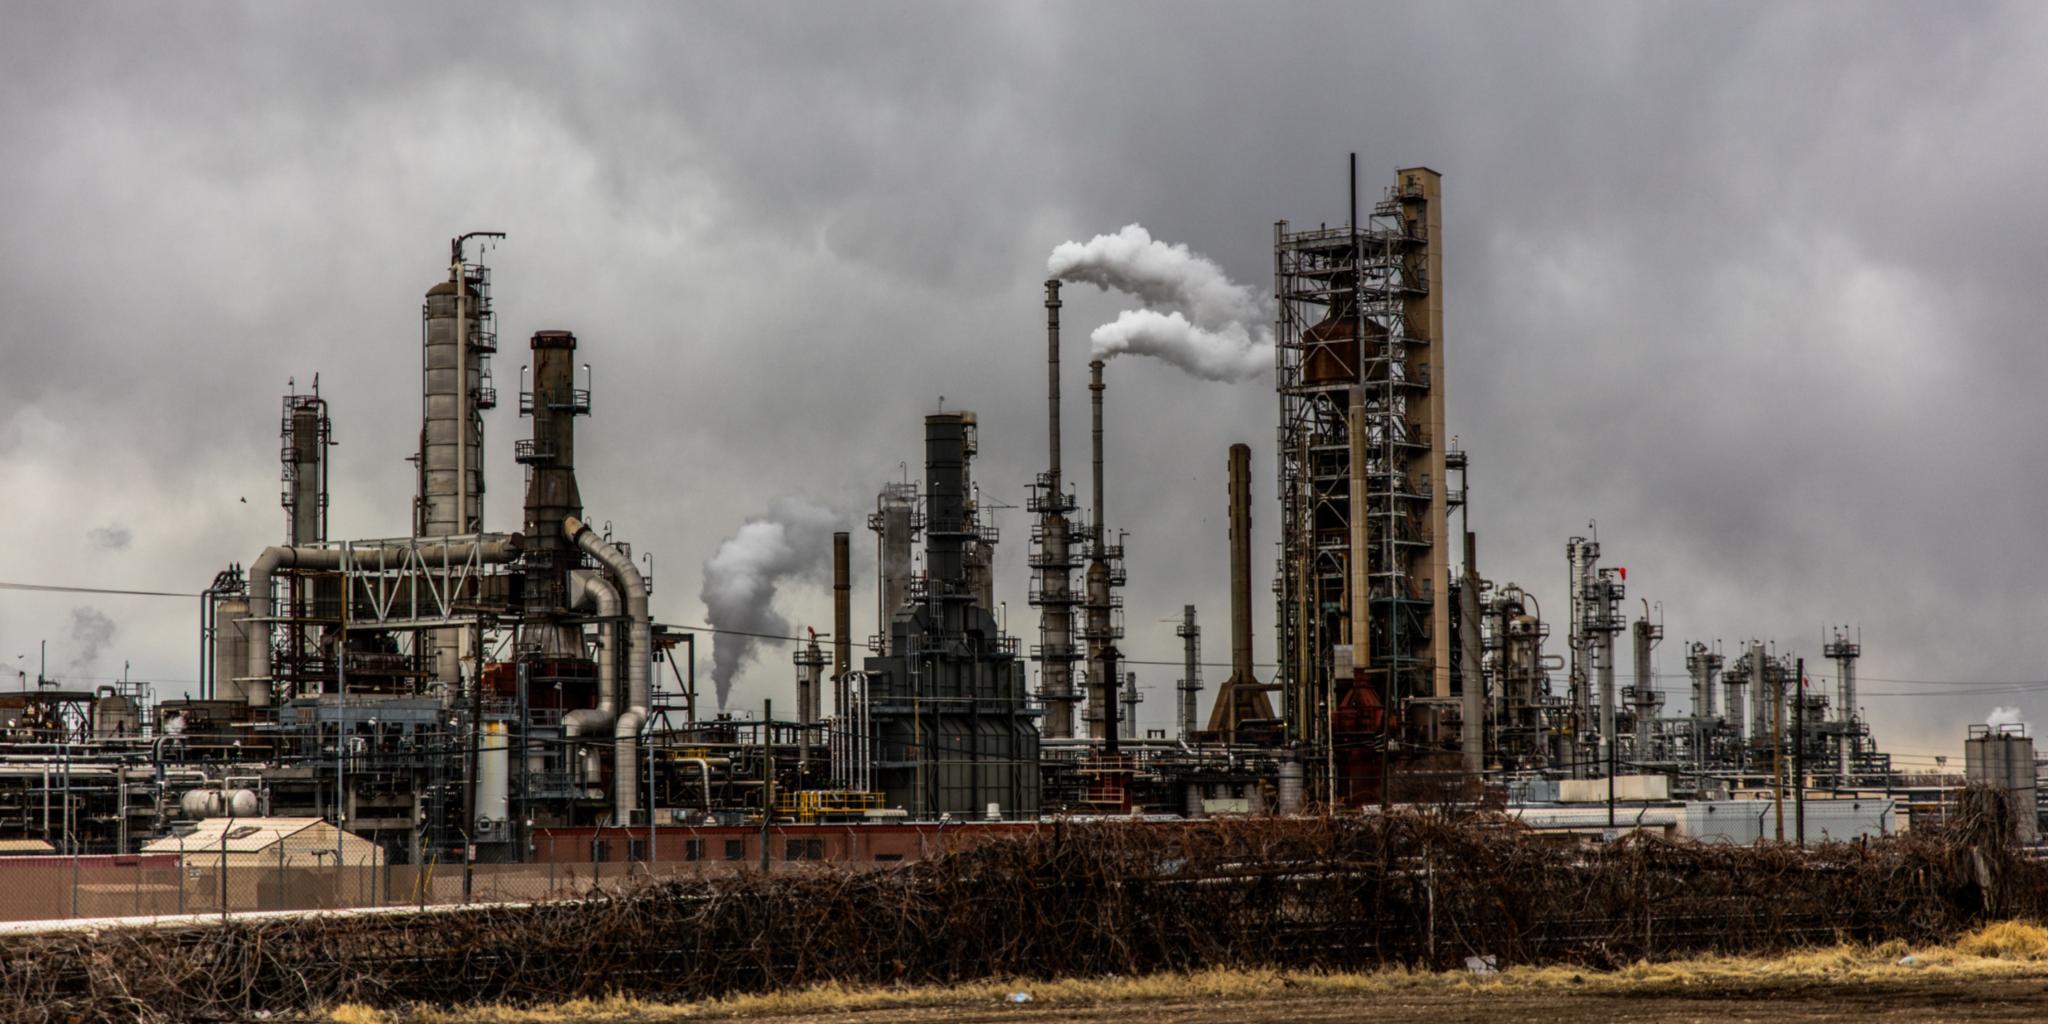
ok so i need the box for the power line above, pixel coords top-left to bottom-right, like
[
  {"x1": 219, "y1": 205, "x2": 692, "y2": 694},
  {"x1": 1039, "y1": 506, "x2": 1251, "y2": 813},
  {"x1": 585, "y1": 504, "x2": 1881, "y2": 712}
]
[{"x1": 0, "y1": 581, "x2": 197, "y2": 599}]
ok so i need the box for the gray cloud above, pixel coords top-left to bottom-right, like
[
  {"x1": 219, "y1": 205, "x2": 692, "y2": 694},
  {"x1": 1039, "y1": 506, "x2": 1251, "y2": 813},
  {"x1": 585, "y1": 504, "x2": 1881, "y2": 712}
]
[
  {"x1": 0, "y1": 2, "x2": 2040, "y2": 758},
  {"x1": 87, "y1": 525, "x2": 132, "y2": 552}
]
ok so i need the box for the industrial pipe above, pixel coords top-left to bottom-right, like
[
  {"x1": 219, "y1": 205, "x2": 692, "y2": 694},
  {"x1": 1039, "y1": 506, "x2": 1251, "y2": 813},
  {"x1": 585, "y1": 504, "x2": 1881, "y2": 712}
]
[
  {"x1": 242, "y1": 535, "x2": 523, "y2": 704},
  {"x1": 566, "y1": 515, "x2": 649, "y2": 824},
  {"x1": 561, "y1": 569, "x2": 620, "y2": 785}
]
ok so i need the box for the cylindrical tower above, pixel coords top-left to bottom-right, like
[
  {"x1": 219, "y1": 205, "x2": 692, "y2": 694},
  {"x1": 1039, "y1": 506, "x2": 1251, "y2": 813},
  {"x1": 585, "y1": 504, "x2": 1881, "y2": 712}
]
[
  {"x1": 517, "y1": 330, "x2": 589, "y2": 654},
  {"x1": 418, "y1": 257, "x2": 496, "y2": 539},
  {"x1": 281, "y1": 391, "x2": 328, "y2": 545},
  {"x1": 870, "y1": 483, "x2": 919, "y2": 652}
]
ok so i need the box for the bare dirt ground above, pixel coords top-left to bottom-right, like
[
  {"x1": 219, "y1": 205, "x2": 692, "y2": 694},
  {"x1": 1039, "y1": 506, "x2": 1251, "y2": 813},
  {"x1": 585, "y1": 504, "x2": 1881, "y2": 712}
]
[{"x1": 705, "y1": 977, "x2": 2048, "y2": 1024}]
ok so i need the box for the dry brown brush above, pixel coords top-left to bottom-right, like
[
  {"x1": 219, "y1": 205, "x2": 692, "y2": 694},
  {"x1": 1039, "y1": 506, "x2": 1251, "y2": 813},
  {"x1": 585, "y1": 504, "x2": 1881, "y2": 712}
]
[{"x1": 0, "y1": 789, "x2": 2038, "y2": 1023}]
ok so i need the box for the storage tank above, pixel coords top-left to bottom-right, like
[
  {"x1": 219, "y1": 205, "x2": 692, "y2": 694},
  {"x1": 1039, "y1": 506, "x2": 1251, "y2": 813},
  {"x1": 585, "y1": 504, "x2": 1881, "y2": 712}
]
[
  {"x1": 178, "y1": 788, "x2": 260, "y2": 820},
  {"x1": 476, "y1": 720, "x2": 509, "y2": 831},
  {"x1": 1966, "y1": 725, "x2": 2039, "y2": 842},
  {"x1": 92, "y1": 694, "x2": 139, "y2": 739}
]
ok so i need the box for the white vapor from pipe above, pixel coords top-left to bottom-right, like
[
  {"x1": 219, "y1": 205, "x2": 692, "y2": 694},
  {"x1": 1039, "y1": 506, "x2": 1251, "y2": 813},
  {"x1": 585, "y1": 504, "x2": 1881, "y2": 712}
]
[
  {"x1": 1048, "y1": 223, "x2": 1273, "y2": 382},
  {"x1": 699, "y1": 495, "x2": 840, "y2": 711}
]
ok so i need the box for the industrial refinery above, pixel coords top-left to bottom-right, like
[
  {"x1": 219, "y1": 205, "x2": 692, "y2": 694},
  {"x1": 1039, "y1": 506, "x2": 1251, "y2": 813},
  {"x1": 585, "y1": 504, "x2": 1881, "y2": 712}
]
[{"x1": 0, "y1": 165, "x2": 1947, "y2": 866}]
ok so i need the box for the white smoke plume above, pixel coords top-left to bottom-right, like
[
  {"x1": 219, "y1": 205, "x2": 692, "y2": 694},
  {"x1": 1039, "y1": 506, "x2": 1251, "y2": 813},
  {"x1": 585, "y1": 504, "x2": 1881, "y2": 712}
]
[
  {"x1": 699, "y1": 496, "x2": 840, "y2": 710},
  {"x1": 1089, "y1": 309, "x2": 1272, "y2": 383},
  {"x1": 1048, "y1": 223, "x2": 1273, "y2": 382},
  {"x1": 67, "y1": 606, "x2": 116, "y2": 674},
  {"x1": 1987, "y1": 705, "x2": 2029, "y2": 733}
]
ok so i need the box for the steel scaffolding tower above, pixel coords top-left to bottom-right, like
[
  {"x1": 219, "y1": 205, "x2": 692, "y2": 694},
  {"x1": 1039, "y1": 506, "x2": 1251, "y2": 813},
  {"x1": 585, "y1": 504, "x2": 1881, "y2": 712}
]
[{"x1": 1275, "y1": 166, "x2": 1448, "y2": 804}]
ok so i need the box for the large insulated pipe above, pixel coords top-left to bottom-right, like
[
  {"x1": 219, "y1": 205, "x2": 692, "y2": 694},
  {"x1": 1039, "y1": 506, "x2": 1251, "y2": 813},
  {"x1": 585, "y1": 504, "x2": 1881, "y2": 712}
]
[
  {"x1": 832, "y1": 531, "x2": 850, "y2": 716},
  {"x1": 242, "y1": 535, "x2": 523, "y2": 705},
  {"x1": 566, "y1": 515, "x2": 649, "y2": 824},
  {"x1": 562, "y1": 569, "x2": 619, "y2": 786}
]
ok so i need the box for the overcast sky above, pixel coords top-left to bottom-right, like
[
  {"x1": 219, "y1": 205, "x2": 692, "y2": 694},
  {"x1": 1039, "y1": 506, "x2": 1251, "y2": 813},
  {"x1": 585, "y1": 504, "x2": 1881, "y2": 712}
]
[{"x1": 2, "y1": 2, "x2": 2043, "y2": 765}]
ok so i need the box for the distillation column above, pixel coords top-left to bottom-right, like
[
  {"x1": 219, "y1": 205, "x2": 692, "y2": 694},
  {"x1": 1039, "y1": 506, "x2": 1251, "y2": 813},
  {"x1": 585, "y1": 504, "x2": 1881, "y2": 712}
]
[
  {"x1": 419, "y1": 234, "x2": 501, "y2": 688},
  {"x1": 1630, "y1": 604, "x2": 1662, "y2": 760},
  {"x1": 1684, "y1": 642, "x2": 1723, "y2": 773},
  {"x1": 869, "y1": 483, "x2": 919, "y2": 654}
]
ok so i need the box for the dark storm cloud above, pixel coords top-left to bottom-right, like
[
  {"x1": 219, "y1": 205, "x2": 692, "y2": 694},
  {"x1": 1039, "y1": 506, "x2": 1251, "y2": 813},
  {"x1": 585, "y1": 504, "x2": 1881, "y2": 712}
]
[{"x1": 1, "y1": 1, "x2": 2043, "y2": 751}]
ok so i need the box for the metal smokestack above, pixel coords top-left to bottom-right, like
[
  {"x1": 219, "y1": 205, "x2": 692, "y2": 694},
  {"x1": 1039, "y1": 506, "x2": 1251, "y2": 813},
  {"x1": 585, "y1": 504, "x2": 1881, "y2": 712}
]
[
  {"x1": 1032, "y1": 279, "x2": 1079, "y2": 739},
  {"x1": 1048, "y1": 281, "x2": 1063, "y2": 486},
  {"x1": 1204, "y1": 443, "x2": 1274, "y2": 740},
  {"x1": 1227, "y1": 443, "x2": 1255, "y2": 684},
  {"x1": 832, "y1": 531, "x2": 850, "y2": 715},
  {"x1": 1084, "y1": 358, "x2": 1111, "y2": 739}
]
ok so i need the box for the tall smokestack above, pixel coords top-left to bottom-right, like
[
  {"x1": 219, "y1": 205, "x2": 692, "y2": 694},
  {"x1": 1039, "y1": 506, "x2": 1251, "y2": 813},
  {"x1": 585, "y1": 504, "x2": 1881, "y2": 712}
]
[
  {"x1": 832, "y1": 531, "x2": 850, "y2": 716},
  {"x1": 1205, "y1": 443, "x2": 1274, "y2": 739},
  {"x1": 1048, "y1": 281, "x2": 1063, "y2": 486},
  {"x1": 1032, "y1": 280, "x2": 1079, "y2": 739},
  {"x1": 1084, "y1": 359, "x2": 1111, "y2": 739},
  {"x1": 1228, "y1": 443, "x2": 1255, "y2": 683}
]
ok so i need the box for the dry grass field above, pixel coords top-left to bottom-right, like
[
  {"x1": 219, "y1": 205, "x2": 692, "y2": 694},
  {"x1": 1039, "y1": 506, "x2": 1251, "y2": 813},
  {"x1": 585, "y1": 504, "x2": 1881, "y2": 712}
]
[{"x1": 327, "y1": 921, "x2": 2048, "y2": 1023}]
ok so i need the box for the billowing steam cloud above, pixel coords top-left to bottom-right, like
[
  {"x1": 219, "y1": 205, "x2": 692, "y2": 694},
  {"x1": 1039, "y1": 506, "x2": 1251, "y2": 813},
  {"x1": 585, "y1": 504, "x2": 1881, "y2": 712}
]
[
  {"x1": 699, "y1": 496, "x2": 840, "y2": 710},
  {"x1": 1048, "y1": 223, "x2": 1273, "y2": 382},
  {"x1": 1987, "y1": 705, "x2": 2029, "y2": 732},
  {"x1": 67, "y1": 606, "x2": 116, "y2": 674}
]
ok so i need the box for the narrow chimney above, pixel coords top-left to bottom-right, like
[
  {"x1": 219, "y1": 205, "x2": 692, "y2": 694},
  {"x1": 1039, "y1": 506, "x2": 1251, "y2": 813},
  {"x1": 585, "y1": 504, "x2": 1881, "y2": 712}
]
[
  {"x1": 1228, "y1": 442, "x2": 1255, "y2": 682},
  {"x1": 832, "y1": 530, "x2": 851, "y2": 717}
]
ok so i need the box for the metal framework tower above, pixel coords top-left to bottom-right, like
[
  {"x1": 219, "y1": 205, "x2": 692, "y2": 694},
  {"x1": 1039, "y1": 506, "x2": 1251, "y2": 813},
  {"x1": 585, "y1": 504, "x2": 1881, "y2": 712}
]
[
  {"x1": 1823, "y1": 626, "x2": 1862, "y2": 783},
  {"x1": 1274, "y1": 166, "x2": 1448, "y2": 803},
  {"x1": 1080, "y1": 359, "x2": 1128, "y2": 740},
  {"x1": 1029, "y1": 281, "x2": 1084, "y2": 740}
]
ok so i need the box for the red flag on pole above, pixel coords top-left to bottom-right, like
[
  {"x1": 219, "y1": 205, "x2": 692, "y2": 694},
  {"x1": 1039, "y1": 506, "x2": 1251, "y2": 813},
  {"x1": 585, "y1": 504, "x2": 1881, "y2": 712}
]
[{"x1": 1616, "y1": 567, "x2": 1627, "y2": 580}]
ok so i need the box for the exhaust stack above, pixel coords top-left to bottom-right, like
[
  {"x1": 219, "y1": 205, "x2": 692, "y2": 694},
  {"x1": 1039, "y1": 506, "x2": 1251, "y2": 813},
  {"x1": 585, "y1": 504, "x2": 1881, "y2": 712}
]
[
  {"x1": 1205, "y1": 443, "x2": 1275, "y2": 740},
  {"x1": 1030, "y1": 280, "x2": 1080, "y2": 739}
]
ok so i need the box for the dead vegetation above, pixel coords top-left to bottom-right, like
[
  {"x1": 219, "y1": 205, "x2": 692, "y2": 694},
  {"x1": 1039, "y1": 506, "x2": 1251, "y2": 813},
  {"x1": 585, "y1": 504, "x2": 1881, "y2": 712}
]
[{"x1": 0, "y1": 790, "x2": 2039, "y2": 1023}]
